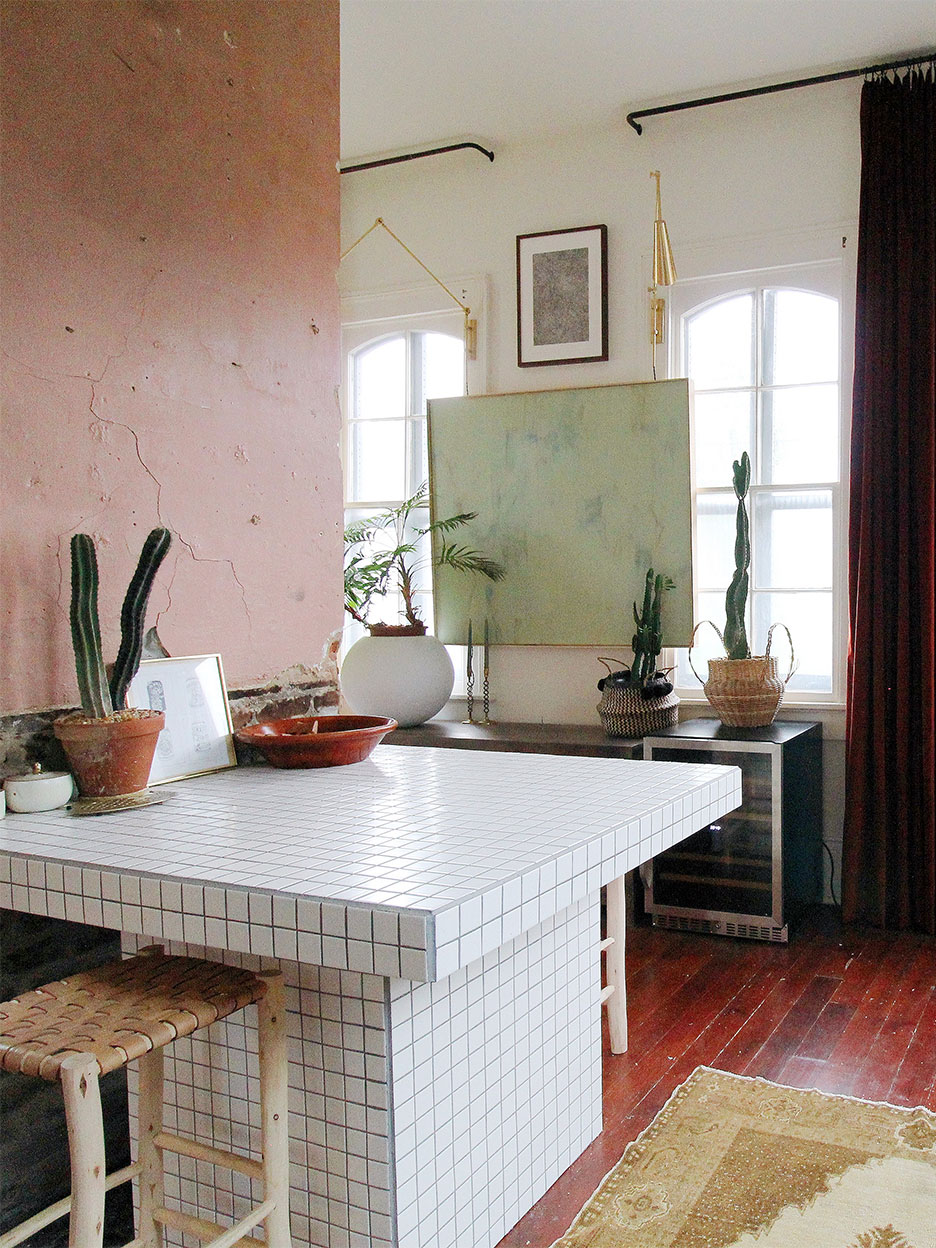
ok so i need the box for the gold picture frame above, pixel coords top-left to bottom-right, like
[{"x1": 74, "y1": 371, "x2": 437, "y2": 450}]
[{"x1": 127, "y1": 655, "x2": 236, "y2": 784}]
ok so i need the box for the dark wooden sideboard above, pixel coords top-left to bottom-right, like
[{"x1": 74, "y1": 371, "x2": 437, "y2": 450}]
[{"x1": 382, "y1": 719, "x2": 643, "y2": 759}]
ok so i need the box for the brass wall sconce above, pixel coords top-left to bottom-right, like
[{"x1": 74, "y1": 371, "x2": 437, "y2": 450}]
[{"x1": 649, "y1": 171, "x2": 677, "y2": 379}]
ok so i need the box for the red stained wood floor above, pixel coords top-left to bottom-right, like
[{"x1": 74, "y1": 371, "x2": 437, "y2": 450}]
[{"x1": 497, "y1": 906, "x2": 936, "y2": 1247}]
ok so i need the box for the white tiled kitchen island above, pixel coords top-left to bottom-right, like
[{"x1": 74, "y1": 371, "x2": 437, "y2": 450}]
[{"x1": 0, "y1": 746, "x2": 740, "y2": 1248}]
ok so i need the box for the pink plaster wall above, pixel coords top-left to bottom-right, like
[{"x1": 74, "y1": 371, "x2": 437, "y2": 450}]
[{"x1": 0, "y1": 0, "x2": 342, "y2": 713}]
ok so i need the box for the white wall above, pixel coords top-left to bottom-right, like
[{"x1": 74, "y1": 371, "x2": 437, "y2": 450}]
[{"x1": 340, "y1": 78, "x2": 860, "y2": 900}]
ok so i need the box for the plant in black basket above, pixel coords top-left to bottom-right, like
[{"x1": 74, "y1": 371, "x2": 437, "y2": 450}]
[
  {"x1": 598, "y1": 568, "x2": 675, "y2": 698},
  {"x1": 597, "y1": 568, "x2": 678, "y2": 739}
]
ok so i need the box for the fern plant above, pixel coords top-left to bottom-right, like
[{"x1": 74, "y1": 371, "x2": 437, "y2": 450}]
[{"x1": 344, "y1": 485, "x2": 504, "y2": 632}]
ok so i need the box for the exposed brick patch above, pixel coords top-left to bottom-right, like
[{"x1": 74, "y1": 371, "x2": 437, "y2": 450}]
[
  {"x1": 0, "y1": 712, "x2": 70, "y2": 778},
  {"x1": 0, "y1": 634, "x2": 341, "y2": 780},
  {"x1": 226, "y1": 633, "x2": 341, "y2": 729}
]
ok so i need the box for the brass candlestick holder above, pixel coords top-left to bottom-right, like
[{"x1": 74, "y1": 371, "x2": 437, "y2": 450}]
[
  {"x1": 480, "y1": 617, "x2": 494, "y2": 725},
  {"x1": 463, "y1": 620, "x2": 475, "y2": 724}
]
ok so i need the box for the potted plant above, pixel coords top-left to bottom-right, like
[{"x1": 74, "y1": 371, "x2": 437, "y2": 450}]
[
  {"x1": 597, "y1": 567, "x2": 679, "y2": 737},
  {"x1": 341, "y1": 486, "x2": 505, "y2": 726},
  {"x1": 54, "y1": 527, "x2": 172, "y2": 798},
  {"x1": 689, "y1": 452, "x2": 794, "y2": 726}
]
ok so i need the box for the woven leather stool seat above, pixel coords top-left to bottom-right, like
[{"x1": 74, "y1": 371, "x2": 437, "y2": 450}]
[
  {"x1": 0, "y1": 946, "x2": 290, "y2": 1248},
  {"x1": 0, "y1": 950, "x2": 267, "y2": 1081}
]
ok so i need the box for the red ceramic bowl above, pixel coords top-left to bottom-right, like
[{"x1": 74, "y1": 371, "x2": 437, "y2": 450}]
[{"x1": 235, "y1": 715, "x2": 397, "y2": 769}]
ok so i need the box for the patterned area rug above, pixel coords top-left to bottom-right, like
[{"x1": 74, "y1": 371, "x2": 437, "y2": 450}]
[{"x1": 553, "y1": 1067, "x2": 936, "y2": 1248}]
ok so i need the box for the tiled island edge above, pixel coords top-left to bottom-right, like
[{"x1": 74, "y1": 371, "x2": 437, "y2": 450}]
[{"x1": 122, "y1": 893, "x2": 599, "y2": 1248}]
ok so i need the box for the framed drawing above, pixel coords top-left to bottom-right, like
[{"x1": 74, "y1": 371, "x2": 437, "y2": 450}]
[
  {"x1": 127, "y1": 654, "x2": 236, "y2": 784},
  {"x1": 516, "y1": 224, "x2": 608, "y2": 366}
]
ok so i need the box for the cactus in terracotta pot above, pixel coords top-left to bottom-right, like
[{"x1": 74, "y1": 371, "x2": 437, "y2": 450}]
[
  {"x1": 69, "y1": 532, "x2": 112, "y2": 719},
  {"x1": 55, "y1": 527, "x2": 172, "y2": 798},
  {"x1": 69, "y1": 527, "x2": 172, "y2": 716}
]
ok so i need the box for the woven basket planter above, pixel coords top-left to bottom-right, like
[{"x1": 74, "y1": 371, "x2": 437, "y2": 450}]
[
  {"x1": 598, "y1": 685, "x2": 680, "y2": 738},
  {"x1": 690, "y1": 622, "x2": 795, "y2": 728},
  {"x1": 702, "y1": 656, "x2": 785, "y2": 727}
]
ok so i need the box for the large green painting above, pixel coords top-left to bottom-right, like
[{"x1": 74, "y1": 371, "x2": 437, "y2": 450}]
[{"x1": 427, "y1": 380, "x2": 692, "y2": 645}]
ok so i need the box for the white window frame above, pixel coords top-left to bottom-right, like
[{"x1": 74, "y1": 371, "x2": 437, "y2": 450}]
[
  {"x1": 340, "y1": 278, "x2": 486, "y2": 664},
  {"x1": 664, "y1": 232, "x2": 855, "y2": 708},
  {"x1": 341, "y1": 276, "x2": 487, "y2": 501}
]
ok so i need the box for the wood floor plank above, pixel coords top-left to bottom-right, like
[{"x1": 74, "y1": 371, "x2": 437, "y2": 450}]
[
  {"x1": 851, "y1": 945, "x2": 936, "y2": 1103},
  {"x1": 711, "y1": 940, "x2": 827, "y2": 1073},
  {"x1": 603, "y1": 939, "x2": 768, "y2": 1113},
  {"x1": 794, "y1": 1000, "x2": 855, "y2": 1060},
  {"x1": 742, "y1": 974, "x2": 839, "y2": 1082},
  {"x1": 889, "y1": 985, "x2": 936, "y2": 1107},
  {"x1": 818, "y1": 935, "x2": 927, "y2": 1094}
]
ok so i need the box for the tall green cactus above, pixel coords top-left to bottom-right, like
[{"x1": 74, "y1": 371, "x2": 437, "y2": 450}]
[
  {"x1": 70, "y1": 534, "x2": 113, "y2": 719},
  {"x1": 110, "y1": 527, "x2": 172, "y2": 709},
  {"x1": 632, "y1": 567, "x2": 675, "y2": 686},
  {"x1": 723, "y1": 451, "x2": 752, "y2": 660},
  {"x1": 69, "y1": 527, "x2": 172, "y2": 717}
]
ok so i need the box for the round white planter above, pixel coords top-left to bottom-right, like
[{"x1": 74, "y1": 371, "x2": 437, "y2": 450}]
[{"x1": 340, "y1": 633, "x2": 455, "y2": 728}]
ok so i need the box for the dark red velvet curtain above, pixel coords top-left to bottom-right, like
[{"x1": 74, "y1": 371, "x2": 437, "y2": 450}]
[{"x1": 843, "y1": 67, "x2": 936, "y2": 933}]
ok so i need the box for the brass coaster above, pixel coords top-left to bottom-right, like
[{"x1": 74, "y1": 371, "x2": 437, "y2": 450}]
[{"x1": 68, "y1": 789, "x2": 168, "y2": 817}]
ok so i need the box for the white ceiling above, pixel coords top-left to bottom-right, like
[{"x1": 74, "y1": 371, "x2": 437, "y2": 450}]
[{"x1": 340, "y1": 0, "x2": 936, "y2": 161}]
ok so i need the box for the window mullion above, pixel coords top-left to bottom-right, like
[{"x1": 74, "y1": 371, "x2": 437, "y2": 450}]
[
  {"x1": 403, "y1": 330, "x2": 414, "y2": 498},
  {"x1": 749, "y1": 284, "x2": 764, "y2": 649}
]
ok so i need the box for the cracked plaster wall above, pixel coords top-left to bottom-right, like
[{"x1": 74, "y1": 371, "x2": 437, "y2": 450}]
[{"x1": 0, "y1": 0, "x2": 342, "y2": 714}]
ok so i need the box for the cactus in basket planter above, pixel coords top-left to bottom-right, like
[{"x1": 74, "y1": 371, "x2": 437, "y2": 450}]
[
  {"x1": 597, "y1": 567, "x2": 675, "y2": 700},
  {"x1": 597, "y1": 567, "x2": 678, "y2": 738},
  {"x1": 631, "y1": 568, "x2": 675, "y2": 694},
  {"x1": 688, "y1": 450, "x2": 795, "y2": 729},
  {"x1": 723, "y1": 451, "x2": 752, "y2": 660},
  {"x1": 69, "y1": 527, "x2": 172, "y2": 718}
]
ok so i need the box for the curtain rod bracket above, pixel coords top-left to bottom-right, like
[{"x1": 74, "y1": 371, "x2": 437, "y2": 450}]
[{"x1": 626, "y1": 49, "x2": 936, "y2": 134}]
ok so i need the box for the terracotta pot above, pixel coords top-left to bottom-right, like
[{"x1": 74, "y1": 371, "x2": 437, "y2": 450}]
[{"x1": 54, "y1": 710, "x2": 165, "y2": 797}]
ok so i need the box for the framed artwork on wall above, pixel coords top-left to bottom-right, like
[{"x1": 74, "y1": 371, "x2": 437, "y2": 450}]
[
  {"x1": 516, "y1": 224, "x2": 608, "y2": 366},
  {"x1": 127, "y1": 654, "x2": 236, "y2": 784}
]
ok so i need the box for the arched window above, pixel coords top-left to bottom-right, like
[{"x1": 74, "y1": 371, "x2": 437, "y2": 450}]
[
  {"x1": 346, "y1": 329, "x2": 464, "y2": 508},
  {"x1": 673, "y1": 263, "x2": 846, "y2": 699},
  {"x1": 343, "y1": 320, "x2": 465, "y2": 631}
]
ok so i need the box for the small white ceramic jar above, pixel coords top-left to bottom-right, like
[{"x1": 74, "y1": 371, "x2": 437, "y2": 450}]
[{"x1": 4, "y1": 763, "x2": 74, "y2": 813}]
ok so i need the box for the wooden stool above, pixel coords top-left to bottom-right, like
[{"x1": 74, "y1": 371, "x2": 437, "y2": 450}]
[
  {"x1": 0, "y1": 945, "x2": 290, "y2": 1248},
  {"x1": 603, "y1": 874, "x2": 628, "y2": 1053}
]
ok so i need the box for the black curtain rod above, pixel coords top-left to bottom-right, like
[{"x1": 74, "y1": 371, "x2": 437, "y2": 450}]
[
  {"x1": 340, "y1": 141, "x2": 495, "y2": 174},
  {"x1": 626, "y1": 50, "x2": 936, "y2": 134}
]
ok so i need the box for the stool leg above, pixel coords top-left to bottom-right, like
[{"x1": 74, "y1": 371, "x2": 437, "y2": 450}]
[
  {"x1": 606, "y1": 874, "x2": 628, "y2": 1053},
  {"x1": 257, "y1": 971, "x2": 291, "y2": 1248},
  {"x1": 136, "y1": 1047, "x2": 164, "y2": 1247},
  {"x1": 60, "y1": 1054, "x2": 106, "y2": 1248}
]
